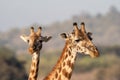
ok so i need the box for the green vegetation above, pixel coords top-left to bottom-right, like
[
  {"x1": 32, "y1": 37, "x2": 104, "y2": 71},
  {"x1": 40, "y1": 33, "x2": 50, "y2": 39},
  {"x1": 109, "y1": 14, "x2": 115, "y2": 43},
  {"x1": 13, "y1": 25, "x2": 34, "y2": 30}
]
[
  {"x1": 0, "y1": 6, "x2": 120, "y2": 53},
  {"x1": 17, "y1": 46, "x2": 120, "y2": 80},
  {"x1": 0, "y1": 47, "x2": 27, "y2": 80},
  {"x1": 0, "y1": 6, "x2": 120, "y2": 80},
  {"x1": 74, "y1": 54, "x2": 120, "y2": 72}
]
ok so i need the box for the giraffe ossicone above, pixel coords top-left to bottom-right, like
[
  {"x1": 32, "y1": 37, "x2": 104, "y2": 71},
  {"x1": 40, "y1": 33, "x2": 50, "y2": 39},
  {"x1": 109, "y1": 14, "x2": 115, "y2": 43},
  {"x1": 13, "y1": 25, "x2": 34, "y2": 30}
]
[
  {"x1": 20, "y1": 26, "x2": 52, "y2": 80},
  {"x1": 20, "y1": 27, "x2": 52, "y2": 54},
  {"x1": 44, "y1": 22, "x2": 99, "y2": 80}
]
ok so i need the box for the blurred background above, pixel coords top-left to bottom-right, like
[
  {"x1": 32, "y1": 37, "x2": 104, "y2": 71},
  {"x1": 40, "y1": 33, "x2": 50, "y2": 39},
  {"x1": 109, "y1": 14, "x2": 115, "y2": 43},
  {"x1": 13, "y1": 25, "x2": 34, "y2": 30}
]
[{"x1": 0, "y1": 0, "x2": 120, "y2": 80}]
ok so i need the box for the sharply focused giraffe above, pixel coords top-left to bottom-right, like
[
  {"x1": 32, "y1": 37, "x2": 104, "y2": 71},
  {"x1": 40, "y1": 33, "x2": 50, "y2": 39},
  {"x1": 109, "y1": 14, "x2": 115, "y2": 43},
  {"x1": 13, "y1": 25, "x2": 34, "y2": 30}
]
[
  {"x1": 20, "y1": 27, "x2": 52, "y2": 80},
  {"x1": 44, "y1": 22, "x2": 99, "y2": 80}
]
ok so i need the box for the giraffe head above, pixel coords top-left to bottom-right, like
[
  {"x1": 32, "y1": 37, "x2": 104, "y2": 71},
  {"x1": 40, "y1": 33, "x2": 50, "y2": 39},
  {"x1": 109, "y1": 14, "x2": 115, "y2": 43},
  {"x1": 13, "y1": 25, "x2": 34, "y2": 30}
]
[
  {"x1": 20, "y1": 27, "x2": 52, "y2": 54},
  {"x1": 60, "y1": 22, "x2": 99, "y2": 58}
]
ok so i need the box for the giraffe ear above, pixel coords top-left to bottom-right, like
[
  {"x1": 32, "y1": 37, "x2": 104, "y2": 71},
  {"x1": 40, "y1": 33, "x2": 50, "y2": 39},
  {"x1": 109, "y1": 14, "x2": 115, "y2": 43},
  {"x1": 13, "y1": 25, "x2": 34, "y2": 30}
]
[
  {"x1": 20, "y1": 35, "x2": 29, "y2": 43},
  {"x1": 87, "y1": 32, "x2": 93, "y2": 40},
  {"x1": 60, "y1": 33, "x2": 68, "y2": 39},
  {"x1": 42, "y1": 36, "x2": 52, "y2": 42}
]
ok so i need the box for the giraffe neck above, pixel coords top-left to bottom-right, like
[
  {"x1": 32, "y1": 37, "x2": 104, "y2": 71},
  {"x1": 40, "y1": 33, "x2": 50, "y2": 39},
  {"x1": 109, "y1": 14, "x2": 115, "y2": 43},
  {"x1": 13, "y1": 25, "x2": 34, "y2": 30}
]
[
  {"x1": 44, "y1": 43, "x2": 77, "y2": 80},
  {"x1": 28, "y1": 51, "x2": 40, "y2": 80}
]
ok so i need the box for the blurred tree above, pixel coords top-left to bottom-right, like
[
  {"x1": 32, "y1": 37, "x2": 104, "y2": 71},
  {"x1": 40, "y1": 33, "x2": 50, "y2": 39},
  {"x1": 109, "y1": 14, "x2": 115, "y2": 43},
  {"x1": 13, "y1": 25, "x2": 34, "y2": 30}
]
[
  {"x1": 96, "y1": 64, "x2": 120, "y2": 80},
  {"x1": 109, "y1": 6, "x2": 119, "y2": 14},
  {"x1": 0, "y1": 47, "x2": 27, "y2": 80}
]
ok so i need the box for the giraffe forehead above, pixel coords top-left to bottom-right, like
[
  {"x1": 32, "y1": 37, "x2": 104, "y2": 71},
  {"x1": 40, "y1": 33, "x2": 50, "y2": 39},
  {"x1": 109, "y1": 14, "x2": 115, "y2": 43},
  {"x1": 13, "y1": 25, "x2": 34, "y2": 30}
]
[{"x1": 30, "y1": 34, "x2": 38, "y2": 41}]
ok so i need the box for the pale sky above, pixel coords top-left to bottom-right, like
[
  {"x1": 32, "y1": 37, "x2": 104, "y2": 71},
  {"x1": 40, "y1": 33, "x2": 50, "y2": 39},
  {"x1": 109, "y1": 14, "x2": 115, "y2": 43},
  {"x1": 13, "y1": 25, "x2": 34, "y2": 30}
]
[{"x1": 0, "y1": 0, "x2": 120, "y2": 31}]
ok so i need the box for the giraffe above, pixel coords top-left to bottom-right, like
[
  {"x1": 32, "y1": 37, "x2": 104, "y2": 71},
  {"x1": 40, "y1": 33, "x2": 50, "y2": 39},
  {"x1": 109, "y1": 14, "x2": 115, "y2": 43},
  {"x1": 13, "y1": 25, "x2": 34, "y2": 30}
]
[
  {"x1": 44, "y1": 22, "x2": 99, "y2": 80},
  {"x1": 20, "y1": 27, "x2": 52, "y2": 80}
]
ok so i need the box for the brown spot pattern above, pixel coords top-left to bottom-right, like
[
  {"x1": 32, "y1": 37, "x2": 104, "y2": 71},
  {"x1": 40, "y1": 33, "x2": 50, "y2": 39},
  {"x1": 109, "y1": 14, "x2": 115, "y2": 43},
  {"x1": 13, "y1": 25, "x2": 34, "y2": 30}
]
[
  {"x1": 62, "y1": 69, "x2": 69, "y2": 78},
  {"x1": 29, "y1": 77, "x2": 32, "y2": 80},
  {"x1": 63, "y1": 62, "x2": 65, "y2": 67},
  {"x1": 34, "y1": 74, "x2": 38, "y2": 79},
  {"x1": 68, "y1": 50, "x2": 71, "y2": 56},
  {"x1": 52, "y1": 78, "x2": 54, "y2": 80},
  {"x1": 55, "y1": 72, "x2": 58, "y2": 78},
  {"x1": 58, "y1": 75, "x2": 61, "y2": 80},
  {"x1": 67, "y1": 60, "x2": 72, "y2": 67},
  {"x1": 58, "y1": 67, "x2": 62, "y2": 73},
  {"x1": 68, "y1": 72, "x2": 72, "y2": 79},
  {"x1": 65, "y1": 54, "x2": 68, "y2": 60},
  {"x1": 32, "y1": 62, "x2": 35, "y2": 67},
  {"x1": 71, "y1": 55, "x2": 73, "y2": 58},
  {"x1": 31, "y1": 69, "x2": 35, "y2": 75}
]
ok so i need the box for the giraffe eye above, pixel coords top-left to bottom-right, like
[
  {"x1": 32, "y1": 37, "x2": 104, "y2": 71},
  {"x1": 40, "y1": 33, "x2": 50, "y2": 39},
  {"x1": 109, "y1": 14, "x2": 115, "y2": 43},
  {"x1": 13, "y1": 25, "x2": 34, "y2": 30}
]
[
  {"x1": 75, "y1": 39, "x2": 80, "y2": 42},
  {"x1": 75, "y1": 37, "x2": 84, "y2": 42}
]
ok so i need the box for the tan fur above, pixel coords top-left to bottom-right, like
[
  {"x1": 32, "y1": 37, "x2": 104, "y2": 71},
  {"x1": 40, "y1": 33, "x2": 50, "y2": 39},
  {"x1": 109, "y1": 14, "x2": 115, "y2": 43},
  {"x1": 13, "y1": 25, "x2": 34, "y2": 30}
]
[
  {"x1": 44, "y1": 22, "x2": 99, "y2": 80},
  {"x1": 20, "y1": 27, "x2": 51, "y2": 80}
]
